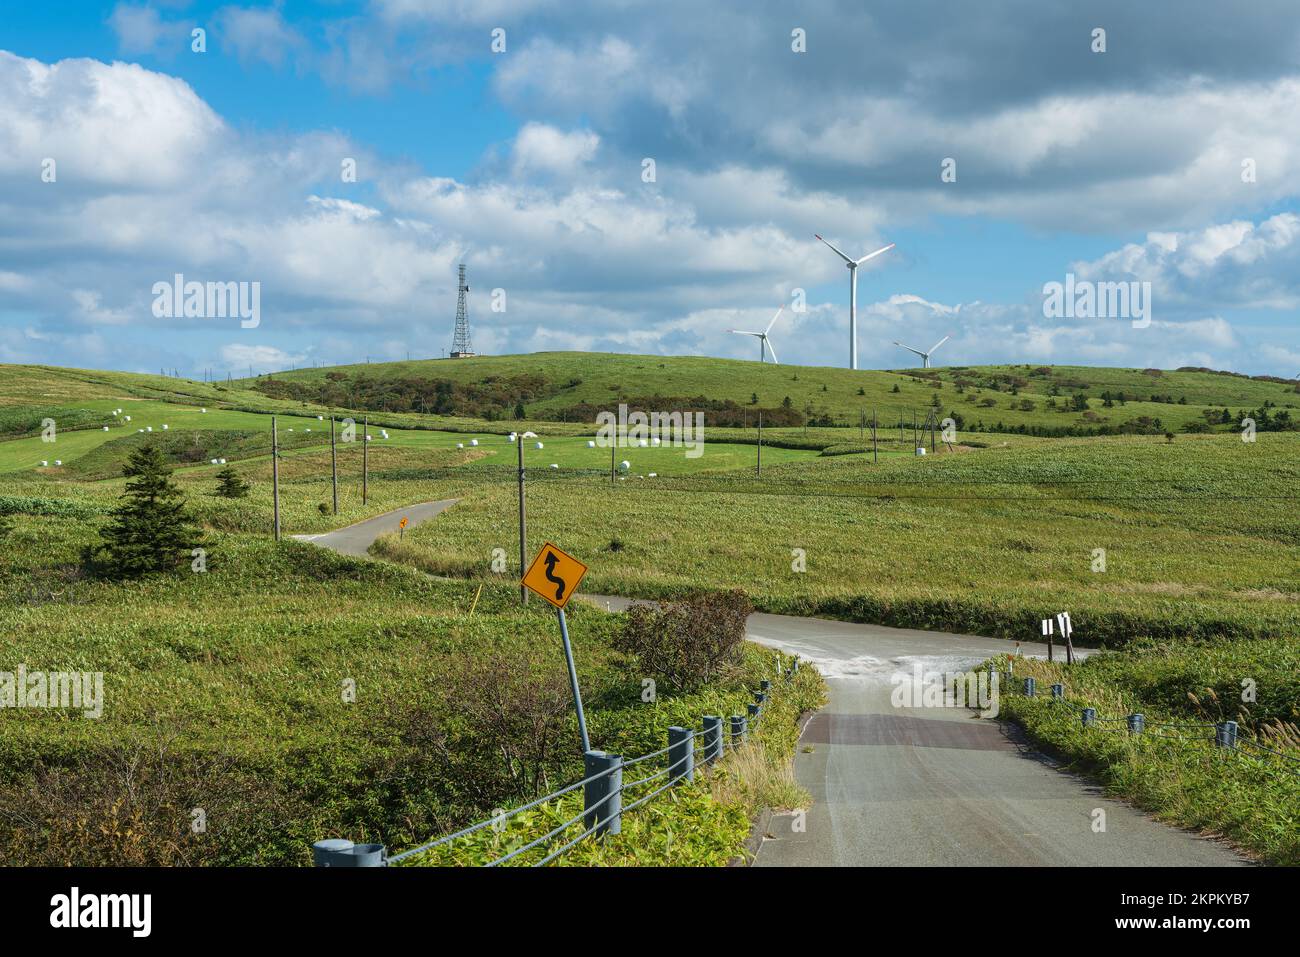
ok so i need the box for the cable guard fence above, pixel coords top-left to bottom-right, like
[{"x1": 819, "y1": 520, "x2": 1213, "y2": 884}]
[
  {"x1": 313, "y1": 664, "x2": 795, "y2": 868},
  {"x1": 988, "y1": 658, "x2": 1299, "y2": 777}
]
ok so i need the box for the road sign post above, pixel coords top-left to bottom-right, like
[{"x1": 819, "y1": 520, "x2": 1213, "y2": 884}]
[{"x1": 521, "y1": 542, "x2": 591, "y2": 752}]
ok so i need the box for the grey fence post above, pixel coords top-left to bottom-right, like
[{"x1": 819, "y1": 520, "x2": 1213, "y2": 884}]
[
  {"x1": 1051, "y1": 683, "x2": 1064, "y2": 700},
  {"x1": 1023, "y1": 676, "x2": 1036, "y2": 697},
  {"x1": 791, "y1": 659, "x2": 800, "y2": 675},
  {"x1": 760, "y1": 679, "x2": 772, "y2": 693},
  {"x1": 313, "y1": 839, "x2": 387, "y2": 867},
  {"x1": 1127, "y1": 712, "x2": 1144, "y2": 734},
  {"x1": 1215, "y1": 720, "x2": 1238, "y2": 749},
  {"x1": 668, "y1": 727, "x2": 695, "y2": 784},
  {"x1": 701, "y1": 716, "x2": 723, "y2": 765},
  {"x1": 1002, "y1": 670, "x2": 1012, "y2": 690},
  {"x1": 746, "y1": 702, "x2": 760, "y2": 725},
  {"x1": 1082, "y1": 707, "x2": 1096, "y2": 728},
  {"x1": 583, "y1": 750, "x2": 623, "y2": 836},
  {"x1": 730, "y1": 714, "x2": 746, "y2": 747}
]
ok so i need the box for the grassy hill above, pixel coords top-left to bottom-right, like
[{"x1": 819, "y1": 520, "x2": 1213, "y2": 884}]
[
  {"x1": 240, "y1": 353, "x2": 1300, "y2": 436},
  {"x1": 0, "y1": 355, "x2": 1296, "y2": 865}
]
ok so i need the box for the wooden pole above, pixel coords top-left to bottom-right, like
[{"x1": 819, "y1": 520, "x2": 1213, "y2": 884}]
[
  {"x1": 873, "y1": 409, "x2": 878, "y2": 464},
  {"x1": 272, "y1": 416, "x2": 280, "y2": 541},
  {"x1": 757, "y1": 411, "x2": 762, "y2": 476},
  {"x1": 518, "y1": 435, "x2": 528, "y2": 605},
  {"x1": 362, "y1": 415, "x2": 368, "y2": 505},
  {"x1": 330, "y1": 416, "x2": 338, "y2": 514}
]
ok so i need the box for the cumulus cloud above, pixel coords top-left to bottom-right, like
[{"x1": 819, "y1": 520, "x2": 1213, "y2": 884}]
[
  {"x1": 220, "y1": 342, "x2": 306, "y2": 372},
  {"x1": 1072, "y1": 214, "x2": 1300, "y2": 310},
  {"x1": 2, "y1": 25, "x2": 1299, "y2": 377}
]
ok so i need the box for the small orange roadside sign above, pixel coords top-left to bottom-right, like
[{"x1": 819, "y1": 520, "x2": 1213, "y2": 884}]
[
  {"x1": 399, "y1": 517, "x2": 408, "y2": 529},
  {"x1": 521, "y1": 542, "x2": 588, "y2": 609}
]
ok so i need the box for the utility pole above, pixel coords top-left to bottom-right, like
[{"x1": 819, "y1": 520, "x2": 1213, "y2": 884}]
[
  {"x1": 272, "y1": 416, "x2": 281, "y2": 541},
  {"x1": 757, "y1": 411, "x2": 763, "y2": 476},
  {"x1": 873, "y1": 409, "x2": 878, "y2": 464},
  {"x1": 517, "y1": 436, "x2": 528, "y2": 605},
  {"x1": 362, "y1": 415, "x2": 368, "y2": 505},
  {"x1": 330, "y1": 417, "x2": 339, "y2": 514},
  {"x1": 930, "y1": 410, "x2": 937, "y2": 454}
]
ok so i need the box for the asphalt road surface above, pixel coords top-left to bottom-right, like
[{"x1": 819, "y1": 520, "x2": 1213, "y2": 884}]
[
  {"x1": 301, "y1": 505, "x2": 1246, "y2": 867},
  {"x1": 589, "y1": 597, "x2": 1247, "y2": 867},
  {"x1": 293, "y1": 499, "x2": 458, "y2": 557}
]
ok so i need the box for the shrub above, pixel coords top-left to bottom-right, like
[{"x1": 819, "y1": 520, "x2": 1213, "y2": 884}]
[
  {"x1": 215, "y1": 466, "x2": 250, "y2": 499},
  {"x1": 615, "y1": 590, "x2": 752, "y2": 693}
]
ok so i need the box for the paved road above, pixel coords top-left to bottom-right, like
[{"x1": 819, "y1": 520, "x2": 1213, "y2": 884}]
[
  {"x1": 590, "y1": 596, "x2": 1246, "y2": 867},
  {"x1": 292, "y1": 499, "x2": 458, "y2": 557},
  {"x1": 299, "y1": 506, "x2": 1246, "y2": 867}
]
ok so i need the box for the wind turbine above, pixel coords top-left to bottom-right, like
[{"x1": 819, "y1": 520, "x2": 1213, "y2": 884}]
[
  {"x1": 728, "y1": 306, "x2": 783, "y2": 363},
  {"x1": 893, "y1": 335, "x2": 951, "y2": 369},
  {"x1": 815, "y1": 235, "x2": 894, "y2": 370}
]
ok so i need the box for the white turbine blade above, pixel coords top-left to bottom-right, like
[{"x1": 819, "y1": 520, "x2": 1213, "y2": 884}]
[
  {"x1": 765, "y1": 338, "x2": 779, "y2": 364},
  {"x1": 854, "y1": 242, "x2": 895, "y2": 266},
  {"x1": 814, "y1": 233, "x2": 854, "y2": 264},
  {"x1": 728, "y1": 329, "x2": 762, "y2": 336},
  {"x1": 893, "y1": 340, "x2": 926, "y2": 358},
  {"x1": 928, "y1": 335, "x2": 951, "y2": 354},
  {"x1": 765, "y1": 305, "x2": 784, "y2": 335}
]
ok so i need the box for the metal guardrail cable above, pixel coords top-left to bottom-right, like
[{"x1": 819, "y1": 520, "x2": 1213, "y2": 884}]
[
  {"x1": 390, "y1": 686, "x2": 768, "y2": 865},
  {"x1": 619, "y1": 743, "x2": 676, "y2": 768},
  {"x1": 532, "y1": 820, "x2": 605, "y2": 868},
  {"x1": 485, "y1": 787, "x2": 622, "y2": 868},
  {"x1": 622, "y1": 767, "x2": 670, "y2": 790},
  {"x1": 1236, "y1": 738, "x2": 1300, "y2": 765},
  {"x1": 388, "y1": 759, "x2": 624, "y2": 863}
]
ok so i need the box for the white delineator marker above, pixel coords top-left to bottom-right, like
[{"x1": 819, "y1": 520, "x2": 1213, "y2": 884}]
[{"x1": 814, "y1": 235, "x2": 894, "y2": 370}]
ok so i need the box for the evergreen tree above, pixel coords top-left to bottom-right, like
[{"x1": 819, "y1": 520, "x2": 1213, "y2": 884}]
[
  {"x1": 89, "y1": 446, "x2": 203, "y2": 578},
  {"x1": 215, "y1": 465, "x2": 250, "y2": 499},
  {"x1": 514, "y1": 400, "x2": 525, "y2": 419}
]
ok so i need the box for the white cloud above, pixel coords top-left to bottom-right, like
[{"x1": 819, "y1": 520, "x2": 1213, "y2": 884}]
[
  {"x1": 213, "y1": 6, "x2": 307, "y2": 68},
  {"x1": 220, "y1": 342, "x2": 305, "y2": 371},
  {"x1": 511, "y1": 123, "x2": 599, "y2": 177}
]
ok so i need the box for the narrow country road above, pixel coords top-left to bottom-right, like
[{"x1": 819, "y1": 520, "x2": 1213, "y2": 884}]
[
  {"x1": 292, "y1": 499, "x2": 458, "y2": 557},
  {"x1": 304, "y1": 502, "x2": 1248, "y2": 868}
]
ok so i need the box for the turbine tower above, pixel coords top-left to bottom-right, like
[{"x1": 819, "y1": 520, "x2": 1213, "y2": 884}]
[
  {"x1": 893, "y1": 335, "x2": 951, "y2": 369},
  {"x1": 815, "y1": 235, "x2": 894, "y2": 370},
  {"x1": 450, "y1": 263, "x2": 475, "y2": 358},
  {"x1": 728, "y1": 306, "x2": 784, "y2": 363}
]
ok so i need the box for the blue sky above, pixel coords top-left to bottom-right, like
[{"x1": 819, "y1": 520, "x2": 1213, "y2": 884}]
[{"x1": 1, "y1": 1, "x2": 1298, "y2": 377}]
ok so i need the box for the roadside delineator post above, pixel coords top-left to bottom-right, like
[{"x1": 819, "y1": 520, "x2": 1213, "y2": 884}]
[
  {"x1": 730, "y1": 714, "x2": 746, "y2": 747},
  {"x1": 583, "y1": 751, "x2": 623, "y2": 835},
  {"x1": 1051, "y1": 683, "x2": 1064, "y2": 701},
  {"x1": 1081, "y1": 707, "x2": 1096, "y2": 728},
  {"x1": 1127, "y1": 712, "x2": 1144, "y2": 734},
  {"x1": 1023, "y1": 677, "x2": 1036, "y2": 697},
  {"x1": 668, "y1": 727, "x2": 694, "y2": 784},
  {"x1": 1215, "y1": 720, "x2": 1238, "y2": 750},
  {"x1": 313, "y1": 839, "x2": 387, "y2": 867},
  {"x1": 701, "y1": 715, "x2": 724, "y2": 765}
]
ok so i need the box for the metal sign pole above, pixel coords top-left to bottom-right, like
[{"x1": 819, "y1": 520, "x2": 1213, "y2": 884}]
[{"x1": 556, "y1": 606, "x2": 590, "y2": 753}]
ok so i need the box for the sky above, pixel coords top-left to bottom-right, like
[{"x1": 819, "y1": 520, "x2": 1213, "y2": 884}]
[{"x1": 1, "y1": 1, "x2": 1298, "y2": 377}]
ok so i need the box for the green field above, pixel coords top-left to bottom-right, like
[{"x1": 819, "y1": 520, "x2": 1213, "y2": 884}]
[{"x1": 0, "y1": 355, "x2": 1296, "y2": 865}]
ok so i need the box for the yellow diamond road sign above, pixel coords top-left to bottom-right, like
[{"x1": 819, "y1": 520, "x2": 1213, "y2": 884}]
[{"x1": 521, "y1": 542, "x2": 588, "y2": 609}]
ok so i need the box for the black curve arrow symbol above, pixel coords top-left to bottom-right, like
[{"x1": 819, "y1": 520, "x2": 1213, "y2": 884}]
[{"x1": 543, "y1": 551, "x2": 566, "y2": 601}]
